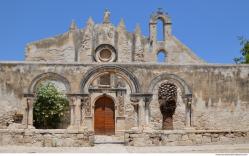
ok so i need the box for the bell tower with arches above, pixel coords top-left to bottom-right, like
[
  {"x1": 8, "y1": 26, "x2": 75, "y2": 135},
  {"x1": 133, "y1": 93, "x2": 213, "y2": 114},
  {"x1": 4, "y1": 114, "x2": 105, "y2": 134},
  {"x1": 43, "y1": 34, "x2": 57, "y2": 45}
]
[
  {"x1": 149, "y1": 8, "x2": 172, "y2": 44},
  {"x1": 149, "y1": 9, "x2": 172, "y2": 62}
]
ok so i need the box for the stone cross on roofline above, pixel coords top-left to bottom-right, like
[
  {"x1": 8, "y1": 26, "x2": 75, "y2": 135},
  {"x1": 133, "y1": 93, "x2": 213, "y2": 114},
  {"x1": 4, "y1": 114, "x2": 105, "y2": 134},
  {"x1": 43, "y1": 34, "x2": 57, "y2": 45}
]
[{"x1": 103, "y1": 9, "x2": 111, "y2": 24}]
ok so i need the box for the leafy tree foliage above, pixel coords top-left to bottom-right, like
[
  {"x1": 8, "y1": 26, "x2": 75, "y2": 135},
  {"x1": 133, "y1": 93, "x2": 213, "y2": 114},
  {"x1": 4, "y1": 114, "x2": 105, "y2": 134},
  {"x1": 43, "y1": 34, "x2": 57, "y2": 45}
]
[
  {"x1": 234, "y1": 37, "x2": 249, "y2": 64},
  {"x1": 33, "y1": 83, "x2": 69, "y2": 129}
]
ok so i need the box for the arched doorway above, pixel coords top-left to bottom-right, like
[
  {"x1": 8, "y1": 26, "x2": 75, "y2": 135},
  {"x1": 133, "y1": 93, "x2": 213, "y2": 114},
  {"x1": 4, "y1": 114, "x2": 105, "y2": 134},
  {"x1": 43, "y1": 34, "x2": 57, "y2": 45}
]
[{"x1": 94, "y1": 96, "x2": 115, "y2": 135}]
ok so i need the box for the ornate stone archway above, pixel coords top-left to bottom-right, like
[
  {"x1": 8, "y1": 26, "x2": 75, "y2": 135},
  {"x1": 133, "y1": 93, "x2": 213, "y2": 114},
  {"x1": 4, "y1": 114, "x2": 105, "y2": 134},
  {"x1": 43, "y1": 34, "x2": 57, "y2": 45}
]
[
  {"x1": 79, "y1": 65, "x2": 142, "y2": 132},
  {"x1": 80, "y1": 65, "x2": 141, "y2": 94}
]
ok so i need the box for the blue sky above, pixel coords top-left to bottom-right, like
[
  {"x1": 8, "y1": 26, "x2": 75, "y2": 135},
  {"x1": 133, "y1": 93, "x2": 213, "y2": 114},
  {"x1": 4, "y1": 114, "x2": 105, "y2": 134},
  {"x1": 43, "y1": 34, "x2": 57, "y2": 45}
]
[{"x1": 0, "y1": 0, "x2": 249, "y2": 63}]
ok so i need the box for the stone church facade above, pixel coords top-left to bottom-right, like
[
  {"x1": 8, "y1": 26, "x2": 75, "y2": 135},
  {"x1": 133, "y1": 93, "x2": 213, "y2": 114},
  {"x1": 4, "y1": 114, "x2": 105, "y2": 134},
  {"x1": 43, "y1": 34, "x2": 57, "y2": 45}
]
[{"x1": 0, "y1": 10, "x2": 249, "y2": 147}]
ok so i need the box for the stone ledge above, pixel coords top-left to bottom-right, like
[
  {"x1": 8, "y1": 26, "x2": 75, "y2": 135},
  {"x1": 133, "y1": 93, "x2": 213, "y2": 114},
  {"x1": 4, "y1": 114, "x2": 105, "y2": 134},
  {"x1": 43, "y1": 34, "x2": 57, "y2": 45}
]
[
  {"x1": 0, "y1": 61, "x2": 249, "y2": 67},
  {"x1": 124, "y1": 129, "x2": 249, "y2": 146},
  {"x1": 126, "y1": 129, "x2": 249, "y2": 134},
  {"x1": 0, "y1": 129, "x2": 94, "y2": 147},
  {"x1": 0, "y1": 129, "x2": 94, "y2": 134}
]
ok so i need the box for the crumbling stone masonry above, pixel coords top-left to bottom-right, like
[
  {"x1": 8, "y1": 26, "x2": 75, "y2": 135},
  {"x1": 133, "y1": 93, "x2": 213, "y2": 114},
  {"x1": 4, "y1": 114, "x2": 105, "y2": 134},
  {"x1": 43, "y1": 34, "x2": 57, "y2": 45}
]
[
  {"x1": 124, "y1": 130, "x2": 249, "y2": 146},
  {"x1": 0, "y1": 9, "x2": 248, "y2": 147},
  {"x1": 0, "y1": 129, "x2": 94, "y2": 147}
]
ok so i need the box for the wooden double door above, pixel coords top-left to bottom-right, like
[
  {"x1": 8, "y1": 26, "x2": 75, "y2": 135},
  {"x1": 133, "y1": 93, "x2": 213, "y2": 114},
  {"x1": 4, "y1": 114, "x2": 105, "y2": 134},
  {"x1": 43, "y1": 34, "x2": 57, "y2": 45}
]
[{"x1": 94, "y1": 96, "x2": 115, "y2": 135}]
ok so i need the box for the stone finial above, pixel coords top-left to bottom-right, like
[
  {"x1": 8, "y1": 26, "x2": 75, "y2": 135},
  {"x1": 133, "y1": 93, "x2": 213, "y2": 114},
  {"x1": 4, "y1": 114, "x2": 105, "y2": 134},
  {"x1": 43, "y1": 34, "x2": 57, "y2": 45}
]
[
  {"x1": 87, "y1": 17, "x2": 94, "y2": 27},
  {"x1": 118, "y1": 18, "x2": 126, "y2": 29},
  {"x1": 69, "y1": 20, "x2": 78, "y2": 31},
  {"x1": 117, "y1": 18, "x2": 126, "y2": 32},
  {"x1": 103, "y1": 9, "x2": 111, "y2": 24},
  {"x1": 135, "y1": 24, "x2": 141, "y2": 35}
]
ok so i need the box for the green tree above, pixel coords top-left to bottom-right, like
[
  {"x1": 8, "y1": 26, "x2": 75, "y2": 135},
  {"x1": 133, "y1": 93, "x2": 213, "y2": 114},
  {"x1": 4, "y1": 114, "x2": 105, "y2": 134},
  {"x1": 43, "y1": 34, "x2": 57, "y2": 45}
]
[
  {"x1": 33, "y1": 83, "x2": 69, "y2": 129},
  {"x1": 234, "y1": 37, "x2": 249, "y2": 64}
]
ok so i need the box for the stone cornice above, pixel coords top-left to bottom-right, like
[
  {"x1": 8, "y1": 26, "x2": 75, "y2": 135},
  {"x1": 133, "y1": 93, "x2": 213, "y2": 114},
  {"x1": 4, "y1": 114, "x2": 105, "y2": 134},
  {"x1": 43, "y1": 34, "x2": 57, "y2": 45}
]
[{"x1": 0, "y1": 61, "x2": 249, "y2": 67}]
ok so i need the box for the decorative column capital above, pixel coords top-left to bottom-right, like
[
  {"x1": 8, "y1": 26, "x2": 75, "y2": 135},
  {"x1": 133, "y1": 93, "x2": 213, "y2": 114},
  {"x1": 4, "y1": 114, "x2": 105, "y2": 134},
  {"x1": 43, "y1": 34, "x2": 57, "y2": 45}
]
[
  {"x1": 23, "y1": 94, "x2": 35, "y2": 109},
  {"x1": 27, "y1": 98, "x2": 34, "y2": 108},
  {"x1": 130, "y1": 93, "x2": 152, "y2": 105},
  {"x1": 130, "y1": 97, "x2": 140, "y2": 103},
  {"x1": 69, "y1": 96, "x2": 77, "y2": 106},
  {"x1": 23, "y1": 93, "x2": 35, "y2": 98},
  {"x1": 184, "y1": 94, "x2": 192, "y2": 107}
]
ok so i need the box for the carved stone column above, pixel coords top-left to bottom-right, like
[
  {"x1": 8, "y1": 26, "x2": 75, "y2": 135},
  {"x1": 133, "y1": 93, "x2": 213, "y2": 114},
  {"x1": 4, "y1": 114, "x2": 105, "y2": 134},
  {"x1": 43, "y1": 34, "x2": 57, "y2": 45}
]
[
  {"x1": 22, "y1": 97, "x2": 28, "y2": 127},
  {"x1": 74, "y1": 97, "x2": 82, "y2": 127},
  {"x1": 68, "y1": 96, "x2": 76, "y2": 129},
  {"x1": 82, "y1": 96, "x2": 91, "y2": 117},
  {"x1": 80, "y1": 96, "x2": 91, "y2": 129},
  {"x1": 139, "y1": 98, "x2": 146, "y2": 128},
  {"x1": 117, "y1": 92, "x2": 125, "y2": 117},
  {"x1": 27, "y1": 98, "x2": 34, "y2": 128},
  {"x1": 23, "y1": 94, "x2": 35, "y2": 129},
  {"x1": 185, "y1": 94, "x2": 192, "y2": 128},
  {"x1": 130, "y1": 97, "x2": 140, "y2": 128},
  {"x1": 130, "y1": 94, "x2": 152, "y2": 129},
  {"x1": 144, "y1": 96, "x2": 151, "y2": 125},
  {"x1": 67, "y1": 94, "x2": 90, "y2": 130}
]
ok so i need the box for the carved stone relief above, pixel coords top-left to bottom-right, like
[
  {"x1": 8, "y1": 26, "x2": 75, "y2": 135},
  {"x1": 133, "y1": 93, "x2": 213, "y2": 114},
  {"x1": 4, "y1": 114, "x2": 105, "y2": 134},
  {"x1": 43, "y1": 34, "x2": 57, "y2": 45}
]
[
  {"x1": 79, "y1": 35, "x2": 91, "y2": 52},
  {"x1": 81, "y1": 96, "x2": 91, "y2": 116},
  {"x1": 98, "y1": 27, "x2": 114, "y2": 42},
  {"x1": 117, "y1": 94, "x2": 124, "y2": 116}
]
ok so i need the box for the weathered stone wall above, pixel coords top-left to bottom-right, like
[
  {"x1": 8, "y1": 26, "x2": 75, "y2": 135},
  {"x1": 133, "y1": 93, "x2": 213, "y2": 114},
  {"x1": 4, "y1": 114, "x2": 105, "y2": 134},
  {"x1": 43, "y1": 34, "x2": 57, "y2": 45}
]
[
  {"x1": 25, "y1": 11, "x2": 204, "y2": 64},
  {"x1": 0, "y1": 62, "x2": 248, "y2": 131},
  {"x1": 0, "y1": 111, "x2": 17, "y2": 129},
  {"x1": 124, "y1": 130, "x2": 249, "y2": 146},
  {"x1": 25, "y1": 32, "x2": 76, "y2": 62},
  {"x1": 0, "y1": 129, "x2": 94, "y2": 147}
]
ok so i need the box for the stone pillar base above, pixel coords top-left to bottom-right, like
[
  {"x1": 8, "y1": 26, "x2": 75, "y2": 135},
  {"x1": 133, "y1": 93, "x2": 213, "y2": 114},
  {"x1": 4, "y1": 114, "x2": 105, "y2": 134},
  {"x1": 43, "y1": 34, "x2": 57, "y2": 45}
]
[
  {"x1": 67, "y1": 125, "x2": 77, "y2": 130},
  {"x1": 27, "y1": 125, "x2": 35, "y2": 129}
]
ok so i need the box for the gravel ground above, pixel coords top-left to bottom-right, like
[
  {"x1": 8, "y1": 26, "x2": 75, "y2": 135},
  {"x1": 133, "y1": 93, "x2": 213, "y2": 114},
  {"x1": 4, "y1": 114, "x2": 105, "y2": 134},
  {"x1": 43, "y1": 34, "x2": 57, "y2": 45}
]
[{"x1": 0, "y1": 144, "x2": 249, "y2": 153}]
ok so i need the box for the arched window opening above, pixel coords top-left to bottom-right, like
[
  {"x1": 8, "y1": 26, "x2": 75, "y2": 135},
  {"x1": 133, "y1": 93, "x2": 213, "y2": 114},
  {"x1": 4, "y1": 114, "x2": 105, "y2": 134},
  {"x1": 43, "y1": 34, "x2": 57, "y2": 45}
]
[
  {"x1": 158, "y1": 82, "x2": 177, "y2": 130},
  {"x1": 157, "y1": 51, "x2": 166, "y2": 63},
  {"x1": 156, "y1": 19, "x2": 164, "y2": 41}
]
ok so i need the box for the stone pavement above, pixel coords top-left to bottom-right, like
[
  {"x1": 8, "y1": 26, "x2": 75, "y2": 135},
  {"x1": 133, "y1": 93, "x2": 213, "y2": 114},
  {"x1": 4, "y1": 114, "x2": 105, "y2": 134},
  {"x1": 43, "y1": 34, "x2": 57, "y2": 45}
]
[
  {"x1": 0, "y1": 144, "x2": 249, "y2": 153},
  {"x1": 0, "y1": 136, "x2": 249, "y2": 153}
]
